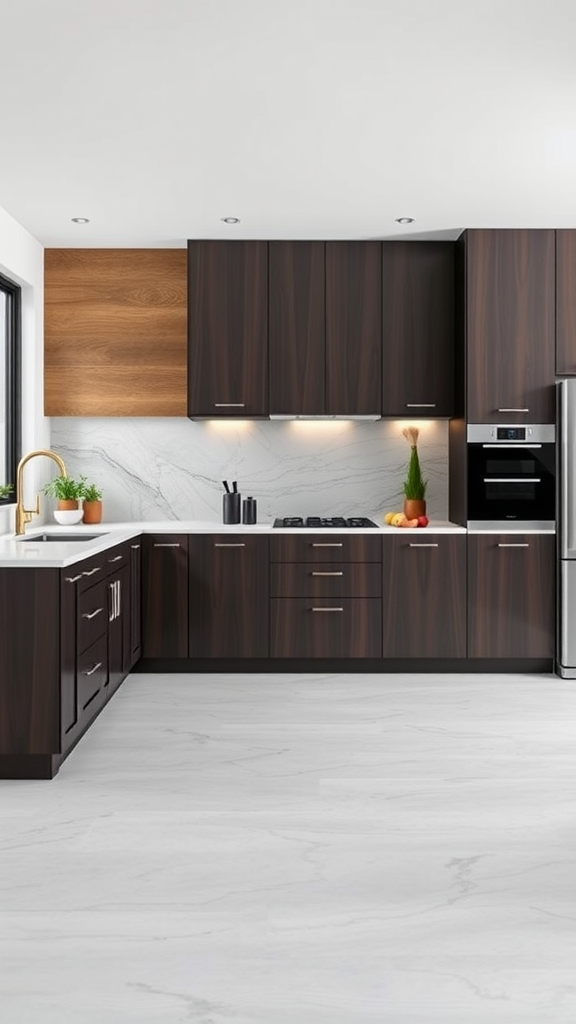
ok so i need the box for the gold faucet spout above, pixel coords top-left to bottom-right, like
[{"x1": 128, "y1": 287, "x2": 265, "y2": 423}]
[{"x1": 15, "y1": 449, "x2": 68, "y2": 536}]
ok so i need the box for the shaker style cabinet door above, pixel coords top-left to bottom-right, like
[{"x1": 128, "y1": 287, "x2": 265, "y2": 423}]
[
  {"x1": 189, "y1": 535, "x2": 269, "y2": 657},
  {"x1": 269, "y1": 241, "x2": 326, "y2": 415},
  {"x1": 142, "y1": 535, "x2": 189, "y2": 658},
  {"x1": 556, "y1": 230, "x2": 576, "y2": 375},
  {"x1": 325, "y1": 242, "x2": 382, "y2": 415},
  {"x1": 382, "y1": 535, "x2": 466, "y2": 657},
  {"x1": 465, "y1": 230, "x2": 555, "y2": 424},
  {"x1": 467, "y1": 534, "x2": 555, "y2": 658},
  {"x1": 381, "y1": 242, "x2": 455, "y2": 417},
  {"x1": 188, "y1": 241, "x2": 268, "y2": 417}
]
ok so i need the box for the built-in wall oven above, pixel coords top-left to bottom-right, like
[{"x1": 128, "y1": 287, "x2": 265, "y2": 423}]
[{"x1": 467, "y1": 424, "x2": 555, "y2": 528}]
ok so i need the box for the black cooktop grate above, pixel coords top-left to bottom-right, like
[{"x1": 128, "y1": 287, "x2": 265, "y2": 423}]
[{"x1": 273, "y1": 516, "x2": 378, "y2": 528}]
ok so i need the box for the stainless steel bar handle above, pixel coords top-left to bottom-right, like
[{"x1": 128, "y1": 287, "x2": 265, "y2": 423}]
[
  {"x1": 82, "y1": 607, "x2": 103, "y2": 620},
  {"x1": 483, "y1": 478, "x2": 541, "y2": 483},
  {"x1": 117, "y1": 579, "x2": 121, "y2": 617},
  {"x1": 108, "y1": 554, "x2": 123, "y2": 563},
  {"x1": 131, "y1": 544, "x2": 141, "y2": 549},
  {"x1": 153, "y1": 543, "x2": 181, "y2": 547},
  {"x1": 84, "y1": 662, "x2": 102, "y2": 677},
  {"x1": 406, "y1": 403, "x2": 436, "y2": 408},
  {"x1": 65, "y1": 574, "x2": 83, "y2": 583},
  {"x1": 311, "y1": 571, "x2": 344, "y2": 576},
  {"x1": 109, "y1": 582, "x2": 115, "y2": 622},
  {"x1": 408, "y1": 543, "x2": 439, "y2": 547},
  {"x1": 482, "y1": 444, "x2": 542, "y2": 449},
  {"x1": 312, "y1": 543, "x2": 343, "y2": 547},
  {"x1": 312, "y1": 607, "x2": 344, "y2": 612},
  {"x1": 497, "y1": 543, "x2": 530, "y2": 547},
  {"x1": 214, "y1": 403, "x2": 245, "y2": 407},
  {"x1": 214, "y1": 543, "x2": 246, "y2": 547},
  {"x1": 497, "y1": 407, "x2": 529, "y2": 412},
  {"x1": 82, "y1": 567, "x2": 101, "y2": 577}
]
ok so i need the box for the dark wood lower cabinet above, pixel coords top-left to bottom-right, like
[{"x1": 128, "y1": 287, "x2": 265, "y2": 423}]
[
  {"x1": 382, "y1": 535, "x2": 467, "y2": 657},
  {"x1": 271, "y1": 598, "x2": 382, "y2": 658},
  {"x1": 142, "y1": 535, "x2": 189, "y2": 657},
  {"x1": 468, "y1": 534, "x2": 555, "y2": 658},
  {"x1": 189, "y1": 535, "x2": 269, "y2": 657}
]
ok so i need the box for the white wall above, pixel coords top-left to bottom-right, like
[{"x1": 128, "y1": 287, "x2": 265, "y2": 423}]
[
  {"x1": 51, "y1": 417, "x2": 449, "y2": 524},
  {"x1": 0, "y1": 202, "x2": 47, "y2": 534}
]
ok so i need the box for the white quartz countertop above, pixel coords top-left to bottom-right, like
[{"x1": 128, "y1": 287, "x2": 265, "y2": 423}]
[{"x1": 0, "y1": 519, "x2": 469, "y2": 567}]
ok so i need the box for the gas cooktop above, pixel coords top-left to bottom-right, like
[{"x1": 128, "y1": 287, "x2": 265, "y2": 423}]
[{"x1": 273, "y1": 516, "x2": 379, "y2": 529}]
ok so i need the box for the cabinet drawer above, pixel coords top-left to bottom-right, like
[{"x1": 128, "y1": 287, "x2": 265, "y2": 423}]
[
  {"x1": 77, "y1": 634, "x2": 108, "y2": 713},
  {"x1": 271, "y1": 562, "x2": 381, "y2": 598},
  {"x1": 77, "y1": 579, "x2": 109, "y2": 653},
  {"x1": 270, "y1": 598, "x2": 382, "y2": 658},
  {"x1": 270, "y1": 534, "x2": 381, "y2": 563}
]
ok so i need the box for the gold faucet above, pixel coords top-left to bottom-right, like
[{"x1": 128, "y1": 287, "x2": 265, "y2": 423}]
[{"x1": 15, "y1": 449, "x2": 68, "y2": 535}]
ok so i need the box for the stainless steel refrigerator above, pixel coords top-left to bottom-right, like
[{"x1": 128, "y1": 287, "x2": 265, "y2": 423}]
[{"x1": 558, "y1": 378, "x2": 576, "y2": 677}]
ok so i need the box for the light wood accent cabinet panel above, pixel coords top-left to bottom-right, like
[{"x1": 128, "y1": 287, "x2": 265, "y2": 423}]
[{"x1": 44, "y1": 248, "x2": 187, "y2": 416}]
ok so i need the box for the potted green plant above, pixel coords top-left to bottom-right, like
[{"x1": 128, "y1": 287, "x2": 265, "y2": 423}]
[
  {"x1": 43, "y1": 475, "x2": 86, "y2": 523},
  {"x1": 401, "y1": 426, "x2": 427, "y2": 520},
  {"x1": 81, "y1": 481, "x2": 103, "y2": 524},
  {"x1": 0, "y1": 483, "x2": 13, "y2": 500}
]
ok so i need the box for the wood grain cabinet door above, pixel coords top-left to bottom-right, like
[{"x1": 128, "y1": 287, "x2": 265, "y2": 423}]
[
  {"x1": 326, "y1": 242, "x2": 382, "y2": 414},
  {"x1": 270, "y1": 598, "x2": 382, "y2": 658},
  {"x1": 382, "y1": 535, "x2": 467, "y2": 657},
  {"x1": 142, "y1": 535, "x2": 189, "y2": 658},
  {"x1": 188, "y1": 241, "x2": 268, "y2": 417},
  {"x1": 556, "y1": 230, "x2": 576, "y2": 374},
  {"x1": 468, "y1": 534, "x2": 555, "y2": 658},
  {"x1": 189, "y1": 535, "x2": 269, "y2": 657},
  {"x1": 382, "y1": 242, "x2": 455, "y2": 417},
  {"x1": 466, "y1": 230, "x2": 555, "y2": 424},
  {"x1": 269, "y1": 241, "x2": 326, "y2": 414}
]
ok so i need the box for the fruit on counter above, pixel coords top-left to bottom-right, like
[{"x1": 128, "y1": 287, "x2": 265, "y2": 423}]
[
  {"x1": 398, "y1": 517, "x2": 419, "y2": 528},
  {"x1": 390, "y1": 512, "x2": 406, "y2": 526},
  {"x1": 417, "y1": 515, "x2": 429, "y2": 527},
  {"x1": 384, "y1": 512, "x2": 396, "y2": 525}
]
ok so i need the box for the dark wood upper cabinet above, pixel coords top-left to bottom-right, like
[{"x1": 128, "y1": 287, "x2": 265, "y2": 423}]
[
  {"x1": 326, "y1": 242, "x2": 382, "y2": 414},
  {"x1": 188, "y1": 241, "x2": 268, "y2": 417},
  {"x1": 142, "y1": 535, "x2": 189, "y2": 658},
  {"x1": 465, "y1": 230, "x2": 555, "y2": 424},
  {"x1": 382, "y1": 242, "x2": 455, "y2": 417},
  {"x1": 468, "y1": 534, "x2": 555, "y2": 658},
  {"x1": 269, "y1": 241, "x2": 326, "y2": 414},
  {"x1": 189, "y1": 535, "x2": 269, "y2": 657},
  {"x1": 382, "y1": 535, "x2": 466, "y2": 657},
  {"x1": 556, "y1": 230, "x2": 576, "y2": 374}
]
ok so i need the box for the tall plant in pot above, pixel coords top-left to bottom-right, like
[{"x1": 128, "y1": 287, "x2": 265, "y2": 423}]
[
  {"x1": 81, "y1": 482, "x2": 103, "y2": 524},
  {"x1": 42, "y1": 475, "x2": 85, "y2": 511},
  {"x1": 401, "y1": 426, "x2": 427, "y2": 520}
]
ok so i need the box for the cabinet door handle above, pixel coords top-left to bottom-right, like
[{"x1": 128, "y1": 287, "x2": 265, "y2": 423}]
[
  {"x1": 311, "y1": 543, "x2": 343, "y2": 548},
  {"x1": 408, "y1": 543, "x2": 439, "y2": 548},
  {"x1": 108, "y1": 554, "x2": 123, "y2": 563},
  {"x1": 214, "y1": 542, "x2": 246, "y2": 547},
  {"x1": 497, "y1": 407, "x2": 529, "y2": 413},
  {"x1": 84, "y1": 661, "x2": 102, "y2": 677},
  {"x1": 153, "y1": 543, "x2": 181, "y2": 547},
  {"x1": 131, "y1": 544, "x2": 141, "y2": 549},
  {"x1": 406, "y1": 403, "x2": 436, "y2": 408},
  {"x1": 82, "y1": 607, "x2": 103, "y2": 620},
  {"x1": 82, "y1": 567, "x2": 101, "y2": 577},
  {"x1": 109, "y1": 582, "x2": 115, "y2": 622},
  {"x1": 65, "y1": 574, "x2": 83, "y2": 583},
  {"x1": 311, "y1": 607, "x2": 344, "y2": 612},
  {"x1": 497, "y1": 543, "x2": 530, "y2": 547},
  {"x1": 484, "y1": 478, "x2": 541, "y2": 484},
  {"x1": 117, "y1": 579, "x2": 121, "y2": 617},
  {"x1": 311, "y1": 571, "x2": 343, "y2": 576},
  {"x1": 214, "y1": 403, "x2": 245, "y2": 408}
]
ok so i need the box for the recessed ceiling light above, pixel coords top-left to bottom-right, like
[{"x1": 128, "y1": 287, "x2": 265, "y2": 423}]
[
  {"x1": 71, "y1": 217, "x2": 90, "y2": 224},
  {"x1": 221, "y1": 217, "x2": 240, "y2": 224},
  {"x1": 395, "y1": 217, "x2": 414, "y2": 224}
]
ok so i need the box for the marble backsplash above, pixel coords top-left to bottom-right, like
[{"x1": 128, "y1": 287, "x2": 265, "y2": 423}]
[{"x1": 50, "y1": 418, "x2": 449, "y2": 524}]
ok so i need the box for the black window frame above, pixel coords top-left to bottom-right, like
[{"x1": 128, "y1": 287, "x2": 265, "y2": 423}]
[{"x1": 0, "y1": 271, "x2": 21, "y2": 504}]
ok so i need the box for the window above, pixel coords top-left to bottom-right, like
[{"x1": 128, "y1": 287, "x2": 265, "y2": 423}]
[{"x1": 0, "y1": 271, "x2": 21, "y2": 503}]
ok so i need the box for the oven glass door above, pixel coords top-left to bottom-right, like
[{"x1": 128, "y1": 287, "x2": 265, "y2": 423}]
[{"x1": 468, "y1": 443, "x2": 555, "y2": 521}]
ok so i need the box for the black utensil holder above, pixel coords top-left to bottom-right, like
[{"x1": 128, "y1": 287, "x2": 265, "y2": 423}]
[{"x1": 223, "y1": 492, "x2": 241, "y2": 524}]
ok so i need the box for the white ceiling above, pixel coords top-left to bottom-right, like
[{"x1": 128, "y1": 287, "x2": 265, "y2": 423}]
[{"x1": 1, "y1": 0, "x2": 576, "y2": 247}]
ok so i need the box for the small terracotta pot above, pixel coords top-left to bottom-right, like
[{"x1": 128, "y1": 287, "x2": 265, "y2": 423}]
[
  {"x1": 83, "y1": 500, "x2": 103, "y2": 524},
  {"x1": 404, "y1": 499, "x2": 426, "y2": 520},
  {"x1": 58, "y1": 498, "x2": 79, "y2": 511}
]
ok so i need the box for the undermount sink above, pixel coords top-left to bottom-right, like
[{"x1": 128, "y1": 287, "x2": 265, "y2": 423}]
[{"x1": 19, "y1": 533, "x2": 107, "y2": 543}]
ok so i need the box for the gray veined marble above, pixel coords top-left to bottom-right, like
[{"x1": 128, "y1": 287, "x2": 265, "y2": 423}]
[
  {"x1": 1, "y1": 671, "x2": 576, "y2": 1023},
  {"x1": 50, "y1": 418, "x2": 449, "y2": 523}
]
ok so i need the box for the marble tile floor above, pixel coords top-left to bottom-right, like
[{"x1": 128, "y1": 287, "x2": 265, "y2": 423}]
[{"x1": 1, "y1": 671, "x2": 576, "y2": 1024}]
